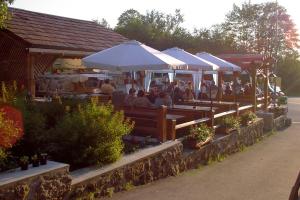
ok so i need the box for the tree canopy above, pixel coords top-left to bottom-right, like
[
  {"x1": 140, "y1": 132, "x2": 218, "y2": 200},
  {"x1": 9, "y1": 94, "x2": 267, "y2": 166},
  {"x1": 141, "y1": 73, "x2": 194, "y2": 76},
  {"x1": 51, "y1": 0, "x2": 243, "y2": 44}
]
[
  {"x1": 223, "y1": 2, "x2": 299, "y2": 59},
  {"x1": 0, "y1": 0, "x2": 13, "y2": 29}
]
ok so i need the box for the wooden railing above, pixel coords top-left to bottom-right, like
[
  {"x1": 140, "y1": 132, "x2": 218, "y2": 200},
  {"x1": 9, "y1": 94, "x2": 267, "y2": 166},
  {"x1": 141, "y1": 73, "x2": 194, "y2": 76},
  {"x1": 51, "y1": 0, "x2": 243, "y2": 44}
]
[{"x1": 118, "y1": 102, "x2": 254, "y2": 142}]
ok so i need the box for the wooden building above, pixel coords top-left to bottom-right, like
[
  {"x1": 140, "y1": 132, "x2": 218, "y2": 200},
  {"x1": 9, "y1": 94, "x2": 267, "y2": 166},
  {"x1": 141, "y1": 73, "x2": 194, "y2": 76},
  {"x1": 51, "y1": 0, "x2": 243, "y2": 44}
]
[{"x1": 0, "y1": 8, "x2": 127, "y2": 96}]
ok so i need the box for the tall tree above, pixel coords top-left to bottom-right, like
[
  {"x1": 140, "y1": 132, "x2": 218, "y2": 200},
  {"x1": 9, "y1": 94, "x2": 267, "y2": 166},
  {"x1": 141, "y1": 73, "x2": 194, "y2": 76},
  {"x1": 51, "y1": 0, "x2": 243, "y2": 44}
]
[
  {"x1": 223, "y1": 2, "x2": 299, "y2": 59},
  {"x1": 0, "y1": 0, "x2": 13, "y2": 29},
  {"x1": 93, "y1": 18, "x2": 110, "y2": 29}
]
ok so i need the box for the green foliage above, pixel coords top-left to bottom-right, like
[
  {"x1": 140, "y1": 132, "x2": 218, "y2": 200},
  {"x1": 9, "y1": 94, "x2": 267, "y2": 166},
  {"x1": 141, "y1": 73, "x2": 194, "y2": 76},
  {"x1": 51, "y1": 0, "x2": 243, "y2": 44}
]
[
  {"x1": 19, "y1": 156, "x2": 29, "y2": 164},
  {"x1": 277, "y1": 96, "x2": 287, "y2": 106},
  {"x1": 223, "y1": 2, "x2": 299, "y2": 58},
  {"x1": 188, "y1": 123, "x2": 214, "y2": 143},
  {"x1": 220, "y1": 116, "x2": 240, "y2": 129},
  {"x1": 0, "y1": 0, "x2": 14, "y2": 29},
  {"x1": 106, "y1": 187, "x2": 114, "y2": 198},
  {"x1": 124, "y1": 181, "x2": 134, "y2": 191},
  {"x1": 47, "y1": 101, "x2": 134, "y2": 169},
  {"x1": 240, "y1": 111, "x2": 257, "y2": 125}
]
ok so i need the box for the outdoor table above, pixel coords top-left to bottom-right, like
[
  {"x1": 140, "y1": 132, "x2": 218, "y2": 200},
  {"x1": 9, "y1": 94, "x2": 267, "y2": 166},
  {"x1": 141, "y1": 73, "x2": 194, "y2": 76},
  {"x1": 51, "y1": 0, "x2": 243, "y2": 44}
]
[
  {"x1": 188, "y1": 99, "x2": 236, "y2": 105},
  {"x1": 170, "y1": 104, "x2": 216, "y2": 111},
  {"x1": 166, "y1": 114, "x2": 185, "y2": 120}
]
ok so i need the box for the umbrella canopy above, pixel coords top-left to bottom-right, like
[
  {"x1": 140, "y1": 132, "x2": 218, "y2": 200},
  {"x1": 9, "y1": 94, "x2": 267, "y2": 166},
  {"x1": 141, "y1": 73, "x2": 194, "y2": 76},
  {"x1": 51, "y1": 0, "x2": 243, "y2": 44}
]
[
  {"x1": 82, "y1": 40, "x2": 187, "y2": 71},
  {"x1": 196, "y1": 52, "x2": 241, "y2": 72},
  {"x1": 163, "y1": 47, "x2": 219, "y2": 71}
]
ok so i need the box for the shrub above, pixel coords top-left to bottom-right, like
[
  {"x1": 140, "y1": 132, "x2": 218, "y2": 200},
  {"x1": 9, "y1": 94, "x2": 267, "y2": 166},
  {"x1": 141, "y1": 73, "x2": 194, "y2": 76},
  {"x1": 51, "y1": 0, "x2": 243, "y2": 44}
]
[
  {"x1": 277, "y1": 96, "x2": 287, "y2": 106},
  {"x1": 0, "y1": 107, "x2": 23, "y2": 149},
  {"x1": 47, "y1": 100, "x2": 134, "y2": 169},
  {"x1": 240, "y1": 111, "x2": 257, "y2": 126},
  {"x1": 188, "y1": 123, "x2": 214, "y2": 143},
  {"x1": 220, "y1": 116, "x2": 240, "y2": 130}
]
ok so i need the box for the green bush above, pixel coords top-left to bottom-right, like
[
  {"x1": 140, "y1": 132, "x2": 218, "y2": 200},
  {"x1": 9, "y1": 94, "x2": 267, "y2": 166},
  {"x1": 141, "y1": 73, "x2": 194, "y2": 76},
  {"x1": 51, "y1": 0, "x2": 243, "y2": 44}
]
[
  {"x1": 220, "y1": 116, "x2": 240, "y2": 130},
  {"x1": 47, "y1": 101, "x2": 134, "y2": 169},
  {"x1": 240, "y1": 111, "x2": 257, "y2": 126},
  {"x1": 277, "y1": 96, "x2": 288, "y2": 106},
  {"x1": 189, "y1": 123, "x2": 214, "y2": 143}
]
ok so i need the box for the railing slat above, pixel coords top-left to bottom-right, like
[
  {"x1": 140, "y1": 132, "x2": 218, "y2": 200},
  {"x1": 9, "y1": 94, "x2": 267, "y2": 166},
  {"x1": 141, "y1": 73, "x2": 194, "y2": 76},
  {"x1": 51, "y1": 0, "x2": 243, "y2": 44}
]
[
  {"x1": 175, "y1": 117, "x2": 210, "y2": 130},
  {"x1": 213, "y1": 110, "x2": 236, "y2": 119}
]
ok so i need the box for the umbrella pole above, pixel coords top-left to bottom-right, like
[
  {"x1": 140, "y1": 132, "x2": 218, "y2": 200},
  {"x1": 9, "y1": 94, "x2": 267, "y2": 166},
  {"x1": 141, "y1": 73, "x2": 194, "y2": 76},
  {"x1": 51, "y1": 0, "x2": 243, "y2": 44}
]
[
  {"x1": 210, "y1": 79, "x2": 213, "y2": 112},
  {"x1": 172, "y1": 69, "x2": 175, "y2": 108},
  {"x1": 131, "y1": 71, "x2": 134, "y2": 89}
]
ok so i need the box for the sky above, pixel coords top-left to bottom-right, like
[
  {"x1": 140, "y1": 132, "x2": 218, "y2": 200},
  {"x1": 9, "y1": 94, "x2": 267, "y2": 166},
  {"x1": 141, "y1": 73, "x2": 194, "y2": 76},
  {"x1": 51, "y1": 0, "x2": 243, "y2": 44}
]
[{"x1": 11, "y1": 0, "x2": 300, "y2": 32}]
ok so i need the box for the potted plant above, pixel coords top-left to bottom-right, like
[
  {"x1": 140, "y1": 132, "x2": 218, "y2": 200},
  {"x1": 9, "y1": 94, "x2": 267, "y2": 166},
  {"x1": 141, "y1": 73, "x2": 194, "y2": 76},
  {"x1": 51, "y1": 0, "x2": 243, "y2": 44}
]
[
  {"x1": 39, "y1": 153, "x2": 48, "y2": 165},
  {"x1": 219, "y1": 116, "x2": 240, "y2": 134},
  {"x1": 186, "y1": 124, "x2": 214, "y2": 149},
  {"x1": 19, "y1": 156, "x2": 29, "y2": 170},
  {"x1": 240, "y1": 111, "x2": 257, "y2": 126},
  {"x1": 31, "y1": 154, "x2": 39, "y2": 167}
]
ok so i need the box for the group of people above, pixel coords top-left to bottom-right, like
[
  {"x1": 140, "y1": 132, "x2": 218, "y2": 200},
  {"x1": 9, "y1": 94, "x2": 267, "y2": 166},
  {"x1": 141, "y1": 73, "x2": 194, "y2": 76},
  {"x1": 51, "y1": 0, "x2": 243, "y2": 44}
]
[
  {"x1": 124, "y1": 88, "x2": 172, "y2": 108},
  {"x1": 119, "y1": 78, "x2": 263, "y2": 108}
]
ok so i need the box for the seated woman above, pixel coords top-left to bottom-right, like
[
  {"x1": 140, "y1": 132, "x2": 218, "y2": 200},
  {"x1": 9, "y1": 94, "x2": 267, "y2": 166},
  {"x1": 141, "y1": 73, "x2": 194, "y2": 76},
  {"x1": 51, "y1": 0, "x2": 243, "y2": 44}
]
[
  {"x1": 124, "y1": 88, "x2": 136, "y2": 106},
  {"x1": 183, "y1": 88, "x2": 194, "y2": 101},
  {"x1": 154, "y1": 91, "x2": 172, "y2": 107},
  {"x1": 133, "y1": 90, "x2": 153, "y2": 107}
]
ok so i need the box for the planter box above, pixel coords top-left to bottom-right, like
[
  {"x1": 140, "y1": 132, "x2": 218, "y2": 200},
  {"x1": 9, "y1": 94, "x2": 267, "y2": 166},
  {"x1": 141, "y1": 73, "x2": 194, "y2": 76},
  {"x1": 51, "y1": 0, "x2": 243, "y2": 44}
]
[
  {"x1": 217, "y1": 127, "x2": 236, "y2": 135},
  {"x1": 186, "y1": 136, "x2": 212, "y2": 149}
]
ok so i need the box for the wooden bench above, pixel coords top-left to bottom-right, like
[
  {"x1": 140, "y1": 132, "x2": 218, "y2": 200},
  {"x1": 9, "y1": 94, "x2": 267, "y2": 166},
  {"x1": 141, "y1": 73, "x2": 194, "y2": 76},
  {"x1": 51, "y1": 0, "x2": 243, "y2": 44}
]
[{"x1": 115, "y1": 106, "x2": 169, "y2": 142}]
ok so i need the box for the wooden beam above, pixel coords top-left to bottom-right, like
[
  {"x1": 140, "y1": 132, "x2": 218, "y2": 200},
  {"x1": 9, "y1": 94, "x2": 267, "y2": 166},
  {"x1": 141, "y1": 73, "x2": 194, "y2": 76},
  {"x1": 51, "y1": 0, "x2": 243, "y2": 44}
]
[{"x1": 26, "y1": 52, "x2": 35, "y2": 97}]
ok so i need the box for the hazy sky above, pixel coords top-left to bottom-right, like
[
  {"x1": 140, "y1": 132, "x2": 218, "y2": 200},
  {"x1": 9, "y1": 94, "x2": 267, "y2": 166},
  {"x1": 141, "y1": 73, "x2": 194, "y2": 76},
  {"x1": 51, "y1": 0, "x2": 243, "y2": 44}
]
[{"x1": 11, "y1": 0, "x2": 300, "y2": 31}]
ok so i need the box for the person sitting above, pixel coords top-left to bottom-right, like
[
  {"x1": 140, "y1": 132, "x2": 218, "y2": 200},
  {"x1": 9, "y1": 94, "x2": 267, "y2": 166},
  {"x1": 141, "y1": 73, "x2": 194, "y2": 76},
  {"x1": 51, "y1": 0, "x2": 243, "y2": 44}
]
[
  {"x1": 244, "y1": 83, "x2": 252, "y2": 95},
  {"x1": 173, "y1": 85, "x2": 184, "y2": 103},
  {"x1": 133, "y1": 90, "x2": 153, "y2": 107},
  {"x1": 199, "y1": 83, "x2": 208, "y2": 99},
  {"x1": 224, "y1": 83, "x2": 233, "y2": 95},
  {"x1": 124, "y1": 88, "x2": 136, "y2": 106},
  {"x1": 183, "y1": 88, "x2": 194, "y2": 101},
  {"x1": 154, "y1": 91, "x2": 172, "y2": 107},
  {"x1": 147, "y1": 88, "x2": 158, "y2": 104},
  {"x1": 100, "y1": 79, "x2": 115, "y2": 95}
]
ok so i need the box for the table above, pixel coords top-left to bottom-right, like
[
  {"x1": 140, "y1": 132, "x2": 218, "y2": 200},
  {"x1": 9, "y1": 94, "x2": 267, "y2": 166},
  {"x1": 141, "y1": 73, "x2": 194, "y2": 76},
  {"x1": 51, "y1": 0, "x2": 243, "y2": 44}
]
[
  {"x1": 188, "y1": 100, "x2": 236, "y2": 105},
  {"x1": 166, "y1": 114, "x2": 185, "y2": 120},
  {"x1": 170, "y1": 104, "x2": 216, "y2": 111}
]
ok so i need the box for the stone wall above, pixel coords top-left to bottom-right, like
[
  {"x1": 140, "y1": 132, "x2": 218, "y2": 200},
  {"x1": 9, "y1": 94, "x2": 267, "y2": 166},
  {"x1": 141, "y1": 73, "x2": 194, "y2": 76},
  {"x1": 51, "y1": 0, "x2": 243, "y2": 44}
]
[
  {"x1": 0, "y1": 115, "x2": 290, "y2": 199},
  {"x1": 0, "y1": 161, "x2": 71, "y2": 200},
  {"x1": 69, "y1": 119, "x2": 265, "y2": 199}
]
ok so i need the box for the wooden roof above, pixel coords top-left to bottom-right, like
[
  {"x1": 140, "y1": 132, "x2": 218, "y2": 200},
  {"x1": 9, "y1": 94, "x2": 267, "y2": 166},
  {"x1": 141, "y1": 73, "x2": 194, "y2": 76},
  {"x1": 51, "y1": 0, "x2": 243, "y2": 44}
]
[
  {"x1": 218, "y1": 54, "x2": 274, "y2": 70},
  {"x1": 5, "y1": 8, "x2": 128, "y2": 52}
]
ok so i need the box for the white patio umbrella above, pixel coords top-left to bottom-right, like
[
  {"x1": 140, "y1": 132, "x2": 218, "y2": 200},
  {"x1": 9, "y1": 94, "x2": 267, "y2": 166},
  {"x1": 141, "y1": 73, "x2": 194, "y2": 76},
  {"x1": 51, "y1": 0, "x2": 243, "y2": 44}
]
[
  {"x1": 196, "y1": 52, "x2": 242, "y2": 103},
  {"x1": 82, "y1": 40, "x2": 187, "y2": 71},
  {"x1": 161, "y1": 47, "x2": 220, "y2": 98},
  {"x1": 196, "y1": 52, "x2": 241, "y2": 72},
  {"x1": 163, "y1": 47, "x2": 219, "y2": 71}
]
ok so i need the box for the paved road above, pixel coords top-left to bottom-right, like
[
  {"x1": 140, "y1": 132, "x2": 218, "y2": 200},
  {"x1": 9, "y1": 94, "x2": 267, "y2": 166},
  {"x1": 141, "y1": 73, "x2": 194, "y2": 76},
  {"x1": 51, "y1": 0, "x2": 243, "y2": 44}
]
[{"x1": 106, "y1": 98, "x2": 300, "y2": 200}]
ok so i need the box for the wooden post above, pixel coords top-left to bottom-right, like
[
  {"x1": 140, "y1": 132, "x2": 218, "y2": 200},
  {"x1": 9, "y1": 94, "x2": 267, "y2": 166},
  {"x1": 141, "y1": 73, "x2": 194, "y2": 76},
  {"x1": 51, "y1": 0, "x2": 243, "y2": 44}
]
[
  {"x1": 235, "y1": 103, "x2": 240, "y2": 117},
  {"x1": 217, "y1": 71, "x2": 223, "y2": 101},
  {"x1": 263, "y1": 66, "x2": 269, "y2": 111},
  {"x1": 167, "y1": 119, "x2": 176, "y2": 140},
  {"x1": 208, "y1": 109, "x2": 215, "y2": 128},
  {"x1": 233, "y1": 71, "x2": 238, "y2": 103},
  {"x1": 157, "y1": 106, "x2": 167, "y2": 142},
  {"x1": 251, "y1": 65, "x2": 257, "y2": 112},
  {"x1": 26, "y1": 53, "x2": 35, "y2": 97}
]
